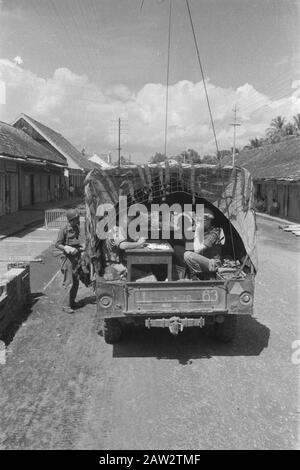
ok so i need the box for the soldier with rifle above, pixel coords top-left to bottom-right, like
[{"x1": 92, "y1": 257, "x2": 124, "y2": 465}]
[{"x1": 55, "y1": 209, "x2": 84, "y2": 313}]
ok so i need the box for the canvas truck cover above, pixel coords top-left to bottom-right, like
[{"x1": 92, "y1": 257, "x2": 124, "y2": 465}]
[{"x1": 84, "y1": 162, "x2": 258, "y2": 271}]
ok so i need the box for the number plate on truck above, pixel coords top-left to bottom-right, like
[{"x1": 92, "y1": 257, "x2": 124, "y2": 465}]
[
  {"x1": 126, "y1": 284, "x2": 225, "y2": 313},
  {"x1": 197, "y1": 289, "x2": 218, "y2": 302}
]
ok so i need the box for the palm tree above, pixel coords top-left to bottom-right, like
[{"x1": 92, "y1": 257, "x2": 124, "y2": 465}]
[
  {"x1": 268, "y1": 115, "x2": 286, "y2": 133},
  {"x1": 283, "y1": 122, "x2": 295, "y2": 136},
  {"x1": 266, "y1": 115, "x2": 286, "y2": 142},
  {"x1": 293, "y1": 113, "x2": 300, "y2": 132}
]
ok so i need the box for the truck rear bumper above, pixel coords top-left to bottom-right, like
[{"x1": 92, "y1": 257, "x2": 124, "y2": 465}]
[{"x1": 145, "y1": 316, "x2": 206, "y2": 334}]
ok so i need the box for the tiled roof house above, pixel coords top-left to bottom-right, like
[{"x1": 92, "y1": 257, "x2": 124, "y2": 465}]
[
  {"x1": 0, "y1": 120, "x2": 66, "y2": 166},
  {"x1": 226, "y1": 136, "x2": 300, "y2": 221},
  {"x1": 0, "y1": 121, "x2": 66, "y2": 215},
  {"x1": 12, "y1": 114, "x2": 96, "y2": 190},
  {"x1": 229, "y1": 136, "x2": 300, "y2": 181}
]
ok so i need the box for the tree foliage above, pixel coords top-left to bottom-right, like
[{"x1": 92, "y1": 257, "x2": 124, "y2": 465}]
[
  {"x1": 293, "y1": 113, "x2": 300, "y2": 131},
  {"x1": 149, "y1": 152, "x2": 167, "y2": 163},
  {"x1": 148, "y1": 114, "x2": 299, "y2": 162},
  {"x1": 246, "y1": 114, "x2": 299, "y2": 149}
]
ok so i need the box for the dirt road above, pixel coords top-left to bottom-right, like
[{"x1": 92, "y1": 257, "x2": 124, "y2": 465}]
[{"x1": 0, "y1": 218, "x2": 299, "y2": 449}]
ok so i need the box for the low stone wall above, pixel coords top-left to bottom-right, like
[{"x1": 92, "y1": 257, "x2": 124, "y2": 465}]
[{"x1": 0, "y1": 265, "x2": 31, "y2": 337}]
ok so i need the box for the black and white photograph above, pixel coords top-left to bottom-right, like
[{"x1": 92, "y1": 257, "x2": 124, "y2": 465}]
[{"x1": 0, "y1": 0, "x2": 299, "y2": 453}]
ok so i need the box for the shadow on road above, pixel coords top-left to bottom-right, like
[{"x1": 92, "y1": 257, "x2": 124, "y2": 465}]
[
  {"x1": 75, "y1": 295, "x2": 96, "y2": 309},
  {"x1": 10, "y1": 220, "x2": 45, "y2": 238},
  {"x1": 113, "y1": 316, "x2": 270, "y2": 364},
  {"x1": 0, "y1": 292, "x2": 44, "y2": 346}
]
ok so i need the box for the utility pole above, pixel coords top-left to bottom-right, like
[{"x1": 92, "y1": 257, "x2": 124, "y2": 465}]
[
  {"x1": 118, "y1": 117, "x2": 121, "y2": 167},
  {"x1": 110, "y1": 118, "x2": 128, "y2": 167},
  {"x1": 230, "y1": 104, "x2": 241, "y2": 166}
]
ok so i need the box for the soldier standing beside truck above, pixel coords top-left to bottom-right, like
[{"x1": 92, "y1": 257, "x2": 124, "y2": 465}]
[{"x1": 55, "y1": 208, "x2": 83, "y2": 313}]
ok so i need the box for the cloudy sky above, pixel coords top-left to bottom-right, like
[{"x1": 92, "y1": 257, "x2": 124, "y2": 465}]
[{"x1": 0, "y1": 0, "x2": 299, "y2": 162}]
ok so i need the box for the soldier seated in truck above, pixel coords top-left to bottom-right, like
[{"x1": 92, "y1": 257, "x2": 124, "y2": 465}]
[
  {"x1": 184, "y1": 207, "x2": 222, "y2": 279},
  {"x1": 102, "y1": 212, "x2": 147, "y2": 280}
]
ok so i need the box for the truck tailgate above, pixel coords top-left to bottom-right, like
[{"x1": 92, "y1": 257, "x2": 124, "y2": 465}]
[{"x1": 125, "y1": 280, "x2": 226, "y2": 314}]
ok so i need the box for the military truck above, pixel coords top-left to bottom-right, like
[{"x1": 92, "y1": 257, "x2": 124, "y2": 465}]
[{"x1": 84, "y1": 162, "x2": 257, "y2": 344}]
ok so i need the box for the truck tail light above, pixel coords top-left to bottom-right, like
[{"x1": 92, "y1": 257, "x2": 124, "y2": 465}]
[
  {"x1": 240, "y1": 292, "x2": 252, "y2": 305},
  {"x1": 100, "y1": 295, "x2": 113, "y2": 308}
]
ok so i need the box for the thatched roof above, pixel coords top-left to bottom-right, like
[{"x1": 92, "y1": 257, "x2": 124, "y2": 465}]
[{"x1": 228, "y1": 136, "x2": 300, "y2": 181}]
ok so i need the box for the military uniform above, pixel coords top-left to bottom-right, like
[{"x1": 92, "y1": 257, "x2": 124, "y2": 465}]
[
  {"x1": 55, "y1": 219, "x2": 81, "y2": 309},
  {"x1": 184, "y1": 207, "x2": 222, "y2": 276},
  {"x1": 184, "y1": 226, "x2": 221, "y2": 273},
  {"x1": 102, "y1": 225, "x2": 127, "y2": 280}
]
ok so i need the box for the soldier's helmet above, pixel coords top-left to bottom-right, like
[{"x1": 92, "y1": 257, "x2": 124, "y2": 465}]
[{"x1": 66, "y1": 208, "x2": 80, "y2": 222}]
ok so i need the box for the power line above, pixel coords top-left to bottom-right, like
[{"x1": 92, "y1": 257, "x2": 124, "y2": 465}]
[{"x1": 185, "y1": 0, "x2": 220, "y2": 160}]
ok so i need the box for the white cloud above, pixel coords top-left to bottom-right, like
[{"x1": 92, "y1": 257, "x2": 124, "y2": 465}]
[{"x1": 0, "y1": 59, "x2": 299, "y2": 162}]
